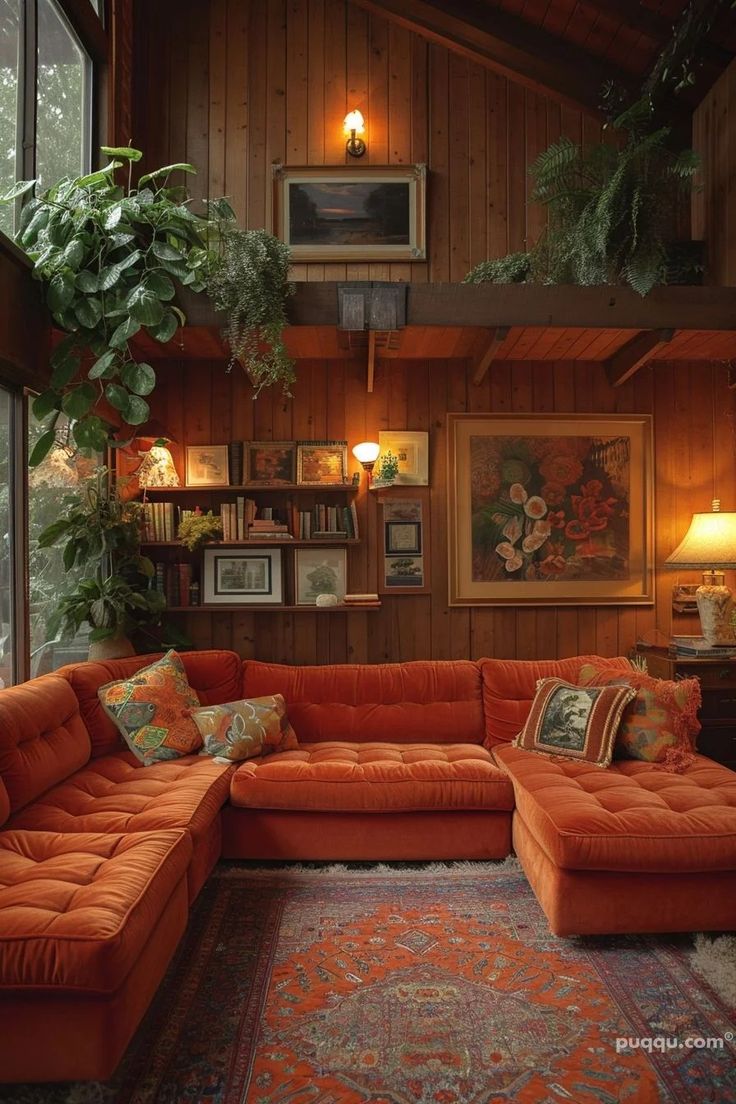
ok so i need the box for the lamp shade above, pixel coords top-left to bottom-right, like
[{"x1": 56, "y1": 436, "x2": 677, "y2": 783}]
[
  {"x1": 352, "y1": 441, "x2": 380, "y2": 465},
  {"x1": 664, "y1": 509, "x2": 736, "y2": 570},
  {"x1": 343, "y1": 109, "x2": 365, "y2": 136}
]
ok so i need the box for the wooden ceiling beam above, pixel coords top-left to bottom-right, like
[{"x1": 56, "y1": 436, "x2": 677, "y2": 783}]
[
  {"x1": 471, "y1": 326, "x2": 510, "y2": 385},
  {"x1": 351, "y1": 0, "x2": 632, "y2": 115},
  {"x1": 605, "y1": 328, "x2": 674, "y2": 386}
]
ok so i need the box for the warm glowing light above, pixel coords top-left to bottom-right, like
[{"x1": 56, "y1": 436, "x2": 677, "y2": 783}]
[
  {"x1": 665, "y1": 503, "x2": 736, "y2": 569},
  {"x1": 137, "y1": 444, "x2": 181, "y2": 488},
  {"x1": 343, "y1": 109, "x2": 365, "y2": 137},
  {"x1": 352, "y1": 441, "x2": 380, "y2": 465}
]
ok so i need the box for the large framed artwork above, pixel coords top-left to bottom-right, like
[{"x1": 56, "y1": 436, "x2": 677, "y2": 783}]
[
  {"x1": 202, "y1": 549, "x2": 283, "y2": 606},
  {"x1": 447, "y1": 413, "x2": 654, "y2": 606},
  {"x1": 272, "y1": 165, "x2": 426, "y2": 262}
]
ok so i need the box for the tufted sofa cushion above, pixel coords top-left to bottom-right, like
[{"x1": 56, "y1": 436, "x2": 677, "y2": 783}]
[
  {"x1": 0, "y1": 676, "x2": 90, "y2": 815},
  {"x1": 241, "y1": 660, "x2": 485, "y2": 745},
  {"x1": 0, "y1": 829, "x2": 190, "y2": 993},
  {"x1": 59, "y1": 650, "x2": 243, "y2": 757},
  {"x1": 480, "y1": 655, "x2": 633, "y2": 747},
  {"x1": 494, "y1": 744, "x2": 736, "y2": 872},
  {"x1": 0, "y1": 778, "x2": 9, "y2": 828},
  {"x1": 230, "y1": 742, "x2": 514, "y2": 812}
]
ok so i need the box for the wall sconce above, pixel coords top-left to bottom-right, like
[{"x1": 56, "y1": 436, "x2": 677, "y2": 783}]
[
  {"x1": 352, "y1": 441, "x2": 380, "y2": 480},
  {"x1": 135, "y1": 421, "x2": 180, "y2": 488},
  {"x1": 344, "y1": 109, "x2": 366, "y2": 158}
]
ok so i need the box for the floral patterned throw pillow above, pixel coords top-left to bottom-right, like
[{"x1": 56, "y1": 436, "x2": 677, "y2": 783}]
[
  {"x1": 97, "y1": 650, "x2": 203, "y2": 765},
  {"x1": 191, "y1": 695, "x2": 298, "y2": 762},
  {"x1": 578, "y1": 663, "x2": 700, "y2": 772},
  {"x1": 514, "y1": 677, "x2": 636, "y2": 768}
]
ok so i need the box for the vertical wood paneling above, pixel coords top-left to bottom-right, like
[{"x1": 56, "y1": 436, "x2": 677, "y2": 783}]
[{"x1": 693, "y1": 56, "x2": 736, "y2": 285}]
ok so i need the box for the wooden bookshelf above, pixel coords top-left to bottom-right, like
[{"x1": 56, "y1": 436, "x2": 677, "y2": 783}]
[{"x1": 167, "y1": 603, "x2": 381, "y2": 613}]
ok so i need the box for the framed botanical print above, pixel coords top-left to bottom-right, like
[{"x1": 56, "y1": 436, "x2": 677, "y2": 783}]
[
  {"x1": 296, "y1": 440, "x2": 348, "y2": 485},
  {"x1": 295, "y1": 547, "x2": 347, "y2": 605},
  {"x1": 185, "y1": 445, "x2": 230, "y2": 487},
  {"x1": 203, "y1": 548, "x2": 283, "y2": 605},
  {"x1": 378, "y1": 431, "x2": 429, "y2": 486},
  {"x1": 378, "y1": 492, "x2": 430, "y2": 594},
  {"x1": 447, "y1": 413, "x2": 654, "y2": 606},
  {"x1": 244, "y1": 441, "x2": 296, "y2": 486}
]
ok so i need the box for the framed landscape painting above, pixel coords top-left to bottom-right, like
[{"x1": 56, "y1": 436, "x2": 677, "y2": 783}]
[
  {"x1": 244, "y1": 441, "x2": 295, "y2": 486},
  {"x1": 447, "y1": 413, "x2": 654, "y2": 606},
  {"x1": 203, "y1": 549, "x2": 283, "y2": 606},
  {"x1": 272, "y1": 165, "x2": 426, "y2": 261}
]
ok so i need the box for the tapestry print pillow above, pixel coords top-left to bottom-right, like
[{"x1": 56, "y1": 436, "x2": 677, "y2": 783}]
[
  {"x1": 191, "y1": 695, "x2": 298, "y2": 762},
  {"x1": 515, "y1": 677, "x2": 636, "y2": 768},
  {"x1": 97, "y1": 650, "x2": 203, "y2": 765},
  {"x1": 578, "y1": 662, "x2": 700, "y2": 772}
]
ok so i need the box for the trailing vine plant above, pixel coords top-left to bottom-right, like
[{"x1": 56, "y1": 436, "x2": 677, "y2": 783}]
[{"x1": 0, "y1": 146, "x2": 214, "y2": 463}]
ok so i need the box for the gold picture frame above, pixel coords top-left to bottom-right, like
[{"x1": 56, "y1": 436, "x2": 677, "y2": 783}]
[
  {"x1": 447, "y1": 413, "x2": 654, "y2": 607},
  {"x1": 296, "y1": 441, "x2": 348, "y2": 485},
  {"x1": 185, "y1": 445, "x2": 230, "y2": 487},
  {"x1": 272, "y1": 164, "x2": 426, "y2": 262}
]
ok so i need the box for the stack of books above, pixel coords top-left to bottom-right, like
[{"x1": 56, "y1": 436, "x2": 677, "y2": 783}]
[
  {"x1": 248, "y1": 516, "x2": 293, "y2": 540},
  {"x1": 154, "y1": 562, "x2": 193, "y2": 607},
  {"x1": 670, "y1": 636, "x2": 736, "y2": 658},
  {"x1": 343, "y1": 592, "x2": 380, "y2": 607}
]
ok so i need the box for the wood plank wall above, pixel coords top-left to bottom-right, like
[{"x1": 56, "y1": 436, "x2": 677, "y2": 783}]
[
  {"x1": 693, "y1": 56, "x2": 736, "y2": 285},
  {"x1": 149, "y1": 357, "x2": 736, "y2": 663},
  {"x1": 132, "y1": 0, "x2": 604, "y2": 282}
]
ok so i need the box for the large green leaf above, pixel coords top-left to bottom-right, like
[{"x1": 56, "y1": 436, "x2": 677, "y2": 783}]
[
  {"x1": 37, "y1": 516, "x2": 72, "y2": 547},
  {"x1": 127, "y1": 286, "x2": 164, "y2": 326},
  {"x1": 100, "y1": 145, "x2": 143, "y2": 162},
  {"x1": 74, "y1": 297, "x2": 103, "y2": 329},
  {"x1": 75, "y1": 162, "x2": 123, "y2": 188},
  {"x1": 47, "y1": 272, "x2": 76, "y2": 313},
  {"x1": 76, "y1": 270, "x2": 98, "y2": 293},
  {"x1": 0, "y1": 178, "x2": 36, "y2": 204},
  {"x1": 62, "y1": 383, "x2": 96, "y2": 419},
  {"x1": 105, "y1": 383, "x2": 130, "y2": 412},
  {"x1": 50, "y1": 353, "x2": 81, "y2": 390},
  {"x1": 109, "y1": 316, "x2": 141, "y2": 348},
  {"x1": 50, "y1": 332, "x2": 78, "y2": 368},
  {"x1": 88, "y1": 349, "x2": 118, "y2": 379},
  {"x1": 143, "y1": 272, "x2": 175, "y2": 300},
  {"x1": 121, "y1": 361, "x2": 156, "y2": 396},
  {"x1": 32, "y1": 389, "x2": 60, "y2": 420},
  {"x1": 124, "y1": 395, "x2": 150, "y2": 425},
  {"x1": 73, "y1": 416, "x2": 108, "y2": 452},
  {"x1": 104, "y1": 204, "x2": 123, "y2": 229},
  {"x1": 151, "y1": 241, "x2": 184, "y2": 262},
  {"x1": 147, "y1": 310, "x2": 179, "y2": 344},
  {"x1": 138, "y1": 164, "x2": 196, "y2": 186},
  {"x1": 29, "y1": 429, "x2": 57, "y2": 468},
  {"x1": 62, "y1": 238, "x2": 85, "y2": 269}
]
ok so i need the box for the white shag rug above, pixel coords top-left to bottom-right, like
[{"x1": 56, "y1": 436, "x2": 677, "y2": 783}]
[{"x1": 691, "y1": 933, "x2": 736, "y2": 1006}]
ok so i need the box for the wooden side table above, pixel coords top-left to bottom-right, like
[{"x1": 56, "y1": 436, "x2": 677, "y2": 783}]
[{"x1": 635, "y1": 645, "x2": 736, "y2": 770}]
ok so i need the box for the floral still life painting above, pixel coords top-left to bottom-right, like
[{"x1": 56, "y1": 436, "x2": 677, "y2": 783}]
[{"x1": 448, "y1": 414, "x2": 653, "y2": 606}]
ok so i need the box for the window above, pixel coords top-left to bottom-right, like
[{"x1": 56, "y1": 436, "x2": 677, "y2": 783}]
[
  {"x1": 36, "y1": 0, "x2": 92, "y2": 191},
  {"x1": 0, "y1": 1, "x2": 21, "y2": 239},
  {"x1": 0, "y1": 387, "x2": 14, "y2": 686}
]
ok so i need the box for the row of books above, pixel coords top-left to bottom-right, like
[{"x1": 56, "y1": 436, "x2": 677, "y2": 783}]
[
  {"x1": 669, "y1": 636, "x2": 736, "y2": 658},
  {"x1": 142, "y1": 499, "x2": 360, "y2": 543},
  {"x1": 153, "y1": 562, "x2": 196, "y2": 607},
  {"x1": 142, "y1": 502, "x2": 176, "y2": 542},
  {"x1": 295, "y1": 503, "x2": 359, "y2": 540}
]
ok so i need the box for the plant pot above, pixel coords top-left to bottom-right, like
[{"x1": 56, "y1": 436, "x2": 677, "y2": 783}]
[{"x1": 88, "y1": 631, "x2": 136, "y2": 662}]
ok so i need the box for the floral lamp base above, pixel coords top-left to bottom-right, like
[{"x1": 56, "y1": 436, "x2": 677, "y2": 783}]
[{"x1": 696, "y1": 584, "x2": 736, "y2": 645}]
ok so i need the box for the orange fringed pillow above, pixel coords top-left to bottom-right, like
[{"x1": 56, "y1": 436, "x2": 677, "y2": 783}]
[{"x1": 578, "y1": 662, "x2": 701, "y2": 772}]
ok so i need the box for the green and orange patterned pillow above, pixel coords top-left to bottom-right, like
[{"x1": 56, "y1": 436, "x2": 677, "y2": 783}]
[
  {"x1": 190, "y1": 695, "x2": 298, "y2": 762},
  {"x1": 98, "y1": 650, "x2": 203, "y2": 765},
  {"x1": 578, "y1": 662, "x2": 700, "y2": 771}
]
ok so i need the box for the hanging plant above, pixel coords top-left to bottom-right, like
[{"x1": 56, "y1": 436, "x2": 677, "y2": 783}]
[
  {"x1": 205, "y1": 221, "x2": 295, "y2": 396},
  {"x1": 0, "y1": 146, "x2": 215, "y2": 463}
]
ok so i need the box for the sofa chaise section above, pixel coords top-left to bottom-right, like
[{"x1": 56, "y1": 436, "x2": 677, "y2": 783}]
[{"x1": 223, "y1": 659, "x2": 515, "y2": 860}]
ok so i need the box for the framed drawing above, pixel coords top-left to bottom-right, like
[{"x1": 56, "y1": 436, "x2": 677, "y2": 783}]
[
  {"x1": 379, "y1": 493, "x2": 431, "y2": 594},
  {"x1": 378, "y1": 431, "x2": 429, "y2": 485},
  {"x1": 295, "y1": 547, "x2": 347, "y2": 605},
  {"x1": 272, "y1": 164, "x2": 426, "y2": 262},
  {"x1": 203, "y1": 548, "x2": 283, "y2": 606},
  {"x1": 185, "y1": 445, "x2": 230, "y2": 487},
  {"x1": 447, "y1": 413, "x2": 654, "y2": 606},
  {"x1": 296, "y1": 440, "x2": 348, "y2": 485},
  {"x1": 244, "y1": 441, "x2": 296, "y2": 486}
]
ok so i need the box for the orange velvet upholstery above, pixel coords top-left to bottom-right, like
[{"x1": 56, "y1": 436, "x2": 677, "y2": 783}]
[
  {"x1": 0, "y1": 676, "x2": 91, "y2": 815},
  {"x1": 479, "y1": 654, "x2": 632, "y2": 747},
  {"x1": 59, "y1": 649, "x2": 243, "y2": 757},
  {"x1": 494, "y1": 744, "x2": 736, "y2": 872},
  {"x1": 7, "y1": 751, "x2": 232, "y2": 901},
  {"x1": 229, "y1": 742, "x2": 514, "y2": 812},
  {"x1": 0, "y1": 779, "x2": 9, "y2": 828},
  {"x1": 241, "y1": 659, "x2": 485, "y2": 745},
  {"x1": 0, "y1": 829, "x2": 190, "y2": 992}
]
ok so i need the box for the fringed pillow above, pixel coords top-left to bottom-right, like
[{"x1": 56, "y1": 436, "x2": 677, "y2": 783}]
[
  {"x1": 191, "y1": 695, "x2": 298, "y2": 762},
  {"x1": 514, "y1": 677, "x2": 637, "y2": 768},
  {"x1": 578, "y1": 662, "x2": 700, "y2": 772}
]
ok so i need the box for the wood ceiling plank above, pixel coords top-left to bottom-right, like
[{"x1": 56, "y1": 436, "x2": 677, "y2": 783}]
[{"x1": 605, "y1": 327, "x2": 675, "y2": 386}]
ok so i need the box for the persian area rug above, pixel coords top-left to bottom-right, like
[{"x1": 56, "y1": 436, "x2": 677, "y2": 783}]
[{"x1": 3, "y1": 861, "x2": 735, "y2": 1104}]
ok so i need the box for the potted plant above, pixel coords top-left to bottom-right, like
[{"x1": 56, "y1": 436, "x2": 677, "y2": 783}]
[
  {"x1": 177, "y1": 508, "x2": 223, "y2": 551},
  {"x1": 204, "y1": 216, "x2": 295, "y2": 395},
  {"x1": 38, "y1": 467, "x2": 165, "y2": 658},
  {"x1": 0, "y1": 146, "x2": 215, "y2": 461}
]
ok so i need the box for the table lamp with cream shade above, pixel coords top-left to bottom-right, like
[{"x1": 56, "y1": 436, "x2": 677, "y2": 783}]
[{"x1": 664, "y1": 500, "x2": 736, "y2": 645}]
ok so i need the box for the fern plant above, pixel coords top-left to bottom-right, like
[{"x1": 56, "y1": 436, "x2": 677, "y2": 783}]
[
  {"x1": 205, "y1": 223, "x2": 295, "y2": 395},
  {"x1": 464, "y1": 252, "x2": 532, "y2": 285}
]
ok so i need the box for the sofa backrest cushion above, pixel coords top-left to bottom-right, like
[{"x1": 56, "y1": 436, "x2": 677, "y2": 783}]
[
  {"x1": 0, "y1": 777, "x2": 9, "y2": 827},
  {"x1": 59, "y1": 649, "x2": 243, "y2": 757},
  {"x1": 479, "y1": 655, "x2": 633, "y2": 747},
  {"x1": 241, "y1": 659, "x2": 485, "y2": 744},
  {"x1": 0, "y1": 675, "x2": 91, "y2": 814}
]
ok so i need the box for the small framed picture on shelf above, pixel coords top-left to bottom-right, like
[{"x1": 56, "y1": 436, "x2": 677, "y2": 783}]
[
  {"x1": 296, "y1": 440, "x2": 348, "y2": 485},
  {"x1": 385, "y1": 520, "x2": 422, "y2": 555},
  {"x1": 203, "y1": 548, "x2": 283, "y2": 605},
  {"x1": 244, "y1": 441, "x2": 296, "y2": 486},
  {"x1": 186, "y1": 445, "x2": 230, "y2": 487},
  {"x1": 295, "y1": 547, "x2": 347, "y2": 605},
  {"x1": 378, "y1": 431, "x2": 429, "y2": 485},
  {"x1": 378, "y1": 492, "x2": 431, "y2": 594}
]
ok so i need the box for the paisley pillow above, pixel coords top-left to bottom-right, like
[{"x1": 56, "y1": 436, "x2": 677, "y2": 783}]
[
  {"x1": 515, "y1": 677, "x2": 636, "y2": 768},
  {"x1": 191, "y1": 695, "x2": 298, "y2": 762},
  {"x1": 97, "y1": 650, "x2": 202, "y2": 766},
  {"x1": 578, "y1": 662, "x2": 701, "y2": 772}
]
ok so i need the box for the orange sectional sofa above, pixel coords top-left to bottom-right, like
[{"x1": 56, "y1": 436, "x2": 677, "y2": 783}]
[{"x1": 0, "y1": 649, "x2": 734, "y2": 1084}]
